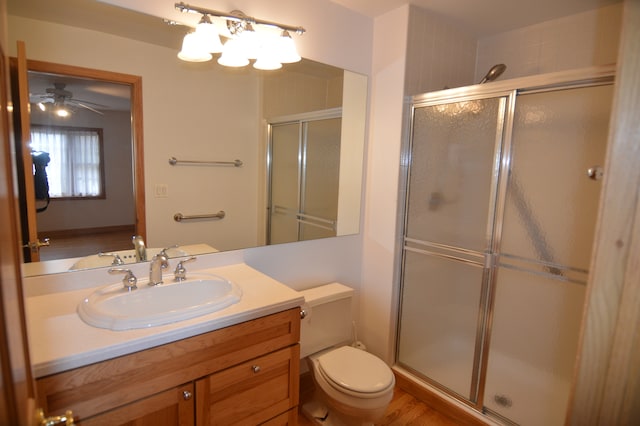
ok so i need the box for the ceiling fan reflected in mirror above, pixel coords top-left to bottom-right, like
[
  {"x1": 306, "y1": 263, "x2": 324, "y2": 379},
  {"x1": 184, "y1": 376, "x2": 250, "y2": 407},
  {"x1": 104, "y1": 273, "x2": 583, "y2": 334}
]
[{"x1": 30, "y1": 82, "x2": 106, "y2": 117}]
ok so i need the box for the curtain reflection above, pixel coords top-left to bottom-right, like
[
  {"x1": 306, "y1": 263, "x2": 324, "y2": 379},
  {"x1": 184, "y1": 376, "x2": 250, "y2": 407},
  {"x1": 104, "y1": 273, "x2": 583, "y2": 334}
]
[{"x1": 30, "y1": 125, "x2": 104, "y2": 198}]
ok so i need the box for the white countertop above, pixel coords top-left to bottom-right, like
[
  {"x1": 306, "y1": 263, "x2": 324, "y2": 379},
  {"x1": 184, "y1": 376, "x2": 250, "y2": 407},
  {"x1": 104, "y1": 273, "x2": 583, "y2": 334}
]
[{"x1": 26, "y1": 263, "x2": 304, "y2": 378}]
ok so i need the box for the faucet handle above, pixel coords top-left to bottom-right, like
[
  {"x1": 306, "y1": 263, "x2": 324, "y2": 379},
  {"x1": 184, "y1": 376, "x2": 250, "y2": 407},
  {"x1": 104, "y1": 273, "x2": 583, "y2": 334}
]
[
  {"x1": 174, "y1": 256, "x2": 197, "y2": 282},
  {"x1": 109, "y1": 268, "x2": 138, "y2": 291},
  {"x1": 99, "y1": 252, "x2": 124, "y2": 266},
  {"x1": 159, "y1": 244, "x2": 179, "y2": 257}
]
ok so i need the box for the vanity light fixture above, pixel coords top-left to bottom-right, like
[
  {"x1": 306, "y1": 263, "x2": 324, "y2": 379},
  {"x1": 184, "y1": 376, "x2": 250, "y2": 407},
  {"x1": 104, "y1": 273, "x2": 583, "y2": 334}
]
[{"x1": 175, "y1": 2, "x2": 305, "y2": 70}]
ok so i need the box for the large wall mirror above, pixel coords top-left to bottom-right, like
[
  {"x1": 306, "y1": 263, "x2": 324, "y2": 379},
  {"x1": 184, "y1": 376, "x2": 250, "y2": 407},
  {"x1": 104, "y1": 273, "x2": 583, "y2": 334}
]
[{"x1": 8, "y1": 0, "x2": 367, "y2": 276}]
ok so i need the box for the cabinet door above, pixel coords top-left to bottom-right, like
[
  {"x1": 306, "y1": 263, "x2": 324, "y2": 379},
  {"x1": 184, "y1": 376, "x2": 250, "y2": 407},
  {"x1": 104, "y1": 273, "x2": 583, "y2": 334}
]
[
  {"x1": 196, "y1": 345, "x2": 299, "y2": 426},
  {"x1": 78, "y1": 383, "x2": 194, "y2": 426}
]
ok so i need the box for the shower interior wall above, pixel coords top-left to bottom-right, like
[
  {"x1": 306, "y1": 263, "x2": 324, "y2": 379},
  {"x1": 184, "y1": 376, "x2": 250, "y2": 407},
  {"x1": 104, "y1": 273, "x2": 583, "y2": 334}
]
[{"x1": 403, "y1": 2, "x2": 623, "y2": 95}]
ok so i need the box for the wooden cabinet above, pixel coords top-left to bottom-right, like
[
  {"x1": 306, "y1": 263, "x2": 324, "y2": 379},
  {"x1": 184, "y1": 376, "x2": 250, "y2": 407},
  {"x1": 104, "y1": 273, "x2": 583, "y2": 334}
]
[
  {"x1": 78, "y1": 383, "x2": 195, "y2": 426},
  {"x1": 196, "y1": 346, "x2": 298, "y2": 425},
  {"x1": 36, "y1": 308, "x2": 300, "y2": 425}
]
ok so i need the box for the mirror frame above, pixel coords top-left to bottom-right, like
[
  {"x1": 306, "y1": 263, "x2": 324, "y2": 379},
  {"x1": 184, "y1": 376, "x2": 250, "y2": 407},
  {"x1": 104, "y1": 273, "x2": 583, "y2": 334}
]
[{"x1": 24, "y1": 59, "x2": 146, "y2": 240}]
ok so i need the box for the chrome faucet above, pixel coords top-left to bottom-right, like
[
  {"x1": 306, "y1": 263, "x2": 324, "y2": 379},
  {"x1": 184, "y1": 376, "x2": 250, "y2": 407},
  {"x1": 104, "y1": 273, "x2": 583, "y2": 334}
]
[
  {"x1": 132, "y1": 235, "x2": 147, "y2": 262},
  {"x1": 149, "y1": 253, "x2": 169, "y2": 286}
]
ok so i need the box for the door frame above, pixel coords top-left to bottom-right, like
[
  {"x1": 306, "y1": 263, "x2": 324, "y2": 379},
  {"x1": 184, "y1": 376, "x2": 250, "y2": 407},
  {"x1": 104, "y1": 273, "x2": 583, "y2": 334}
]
[
  {"x1": 10, "y1": 56, "x2": 146, "y2": 259},
  {"x1": 0, "y1": 40, "x2": 36, "y2": 425}
]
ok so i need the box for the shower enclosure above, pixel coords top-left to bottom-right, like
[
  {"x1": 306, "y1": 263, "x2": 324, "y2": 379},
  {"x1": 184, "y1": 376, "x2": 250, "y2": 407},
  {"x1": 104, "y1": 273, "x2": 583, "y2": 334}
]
[
  {"x1": 267, "y1": 109, "x2": 342, "y2": 244},
  {"x1": 396, "y1": 66, "x2": 615, "y2": 425}
]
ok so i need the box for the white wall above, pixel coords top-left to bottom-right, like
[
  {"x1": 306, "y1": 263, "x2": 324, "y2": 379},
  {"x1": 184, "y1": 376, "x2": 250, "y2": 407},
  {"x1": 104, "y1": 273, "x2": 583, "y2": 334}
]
[
  {"x1": 404, "y1": 5, "x2": 477, "y2": 95},
  {"x1": 359, "y1": 5, "x2": 410, "y2": 362}
]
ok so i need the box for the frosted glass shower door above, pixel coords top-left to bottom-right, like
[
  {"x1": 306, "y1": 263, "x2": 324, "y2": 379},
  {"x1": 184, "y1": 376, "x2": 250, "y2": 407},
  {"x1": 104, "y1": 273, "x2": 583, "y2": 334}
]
[
  {"x1": 299, "y1": 118, "x2": 341, "y2": 240},
  {"x1": 268, "y1": 116, "x2": 342, "y2": 244},
  {"x1": 269, "y1": 123, "x2": 300, "y2": 244},
  {"x1": 484, "y1": 84, "x2": 613, "y2": 425},
  {"x1": 398, "y1": 97, "x2": 507, "y2": 400}
]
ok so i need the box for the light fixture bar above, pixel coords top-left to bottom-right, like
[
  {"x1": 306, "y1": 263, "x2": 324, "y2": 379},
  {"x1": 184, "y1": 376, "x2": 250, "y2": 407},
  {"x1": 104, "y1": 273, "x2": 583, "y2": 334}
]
[{"x1": 175, "y1": 2, "x2": 306, "y2": 35}]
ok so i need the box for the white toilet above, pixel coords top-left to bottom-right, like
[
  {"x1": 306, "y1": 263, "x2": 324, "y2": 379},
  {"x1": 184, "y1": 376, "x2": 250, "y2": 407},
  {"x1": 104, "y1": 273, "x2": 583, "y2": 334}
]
[{"x1": 300, "y1": 283, "x2": 395, "y2": 426}]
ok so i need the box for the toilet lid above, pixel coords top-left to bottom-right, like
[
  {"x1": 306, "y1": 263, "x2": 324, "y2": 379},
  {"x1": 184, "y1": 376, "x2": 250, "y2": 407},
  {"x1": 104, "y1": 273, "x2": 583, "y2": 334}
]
[{"x1": 317, "y1": 346, "x2": 394, "y2": 394}]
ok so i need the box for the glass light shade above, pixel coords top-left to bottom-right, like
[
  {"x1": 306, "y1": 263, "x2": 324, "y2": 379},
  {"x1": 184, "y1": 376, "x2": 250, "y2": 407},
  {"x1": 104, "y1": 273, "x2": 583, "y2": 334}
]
[
  {"x1": 253, "y1": 36, "x2": 282, "y2": 70},
  {"x1": 238, "y1": 26, "x2": 261, "y2": 60},
  {"x1": 253, "y1": 55, "x2": 282, "y2": 70},
  {"x1": 218, "y1": 39, "x2": 249, "y2": 67},
  {"x1": 195, "y1": 20, "x2": 223, "y2": 53},
  {"x1": 178, "y1": 32, "x2": 213, "y2": 62},
  {"x1": 55, "y1": 107, "x2": 70, "y2": 117},
  {"x1": 37, "y1": 102, "x2": 46, "y2": 111},
  {"x1": 278, "y1": 31, "x2": 301, "y2": 63}
]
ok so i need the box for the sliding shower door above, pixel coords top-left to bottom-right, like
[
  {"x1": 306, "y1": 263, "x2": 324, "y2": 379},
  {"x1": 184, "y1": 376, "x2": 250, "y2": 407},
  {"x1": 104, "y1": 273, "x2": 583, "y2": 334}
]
[
  {"x1": 267, "y1": 112, "x2": 341, "y2": 244},
  {"x1": 299, "y1": 118, "x2": 341, "y2": 240},
  {"x1": 268, "y1": 123, "x2": 300, "y2": 244},
  {"x1": 397, "y1": 72, "x2": 614, "y2": 425},
  {"x1": 398, "y1": 95, "x2": 509, "y2": 401},
  {"x1": 484, "y1": 84, "x2": 613, "y2": 425}
]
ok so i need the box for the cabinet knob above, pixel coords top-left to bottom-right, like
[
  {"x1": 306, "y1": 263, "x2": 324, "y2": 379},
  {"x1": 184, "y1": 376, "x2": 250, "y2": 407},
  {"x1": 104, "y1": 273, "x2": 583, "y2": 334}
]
[
  {"x1": 183, "y1": 390, "x2": 193, "y2": 400},
  {"x1": 251, "y1": 365, "x2": 261, "y2": 373}
]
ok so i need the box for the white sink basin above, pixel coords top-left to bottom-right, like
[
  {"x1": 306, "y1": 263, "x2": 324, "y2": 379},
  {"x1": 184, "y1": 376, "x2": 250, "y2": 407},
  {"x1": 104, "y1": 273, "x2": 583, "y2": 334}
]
[
  {"x1": 69, "y1": 247, "x2": 189, "y2": 270},
  {"x1": 77, "y1": 273, "x2": 242, "y2": 330}
]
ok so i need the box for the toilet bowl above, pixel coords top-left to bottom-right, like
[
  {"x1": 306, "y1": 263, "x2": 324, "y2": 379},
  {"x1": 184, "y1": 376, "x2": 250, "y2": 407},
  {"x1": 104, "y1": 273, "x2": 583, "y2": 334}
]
[
  {"x1": 307, "y1": 345, "x2": 395, "y2": 425},
  {"x1": 300, "y1": 283, "x2": 395, "y2": 425}
]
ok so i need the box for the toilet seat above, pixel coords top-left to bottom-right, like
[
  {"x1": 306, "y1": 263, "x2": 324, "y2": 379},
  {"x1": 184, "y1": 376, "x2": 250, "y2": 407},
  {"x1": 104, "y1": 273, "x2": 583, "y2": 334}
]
[{"x1": 316, "y1": 346, "x2": 395, "y2": 398}]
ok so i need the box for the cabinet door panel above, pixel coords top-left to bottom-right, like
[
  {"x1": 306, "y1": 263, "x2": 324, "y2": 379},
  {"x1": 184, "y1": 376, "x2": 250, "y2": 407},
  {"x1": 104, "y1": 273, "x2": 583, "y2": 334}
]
[
  {"x1": 196, "y1": 345, "x2": 300, "y2": 426},
  {"x1": 78, "y1": 383, "x2": 194, "y2": 426}
]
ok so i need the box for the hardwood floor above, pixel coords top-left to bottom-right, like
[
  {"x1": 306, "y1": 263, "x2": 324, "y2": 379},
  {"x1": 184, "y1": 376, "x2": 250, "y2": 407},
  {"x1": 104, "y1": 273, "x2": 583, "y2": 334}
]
[
  {"x1": 37, "y1": 226, "x2": 134, "y2": 261},
  {"x1": 298, "y1": 380, "x2": 460, "y2": 426}
]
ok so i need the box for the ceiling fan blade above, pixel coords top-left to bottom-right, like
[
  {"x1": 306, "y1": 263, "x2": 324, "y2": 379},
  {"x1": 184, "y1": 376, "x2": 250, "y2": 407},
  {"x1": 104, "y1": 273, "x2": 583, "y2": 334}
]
[
  {"x1": 30, "y1": 93, "x2": 53, "y2": 99},
  {"x1": 73, "y1": 101, "x2": 104, "y2": 115},
  {"x1": 72, "y1": 97, "x2": 109, "y2": 108}
]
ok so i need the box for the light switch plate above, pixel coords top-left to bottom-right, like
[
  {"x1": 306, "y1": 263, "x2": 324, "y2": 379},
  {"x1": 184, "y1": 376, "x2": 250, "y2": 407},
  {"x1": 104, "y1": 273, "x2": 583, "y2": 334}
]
[{"x1": 154, "y1": 184, "x2": 168, "y2": 198}]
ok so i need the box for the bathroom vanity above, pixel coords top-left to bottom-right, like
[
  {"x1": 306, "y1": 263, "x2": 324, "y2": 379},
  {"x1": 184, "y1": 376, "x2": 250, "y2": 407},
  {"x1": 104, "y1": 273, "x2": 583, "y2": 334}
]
[{"x1": 26, "y1": 263, "x2": 304, "y2": 425}]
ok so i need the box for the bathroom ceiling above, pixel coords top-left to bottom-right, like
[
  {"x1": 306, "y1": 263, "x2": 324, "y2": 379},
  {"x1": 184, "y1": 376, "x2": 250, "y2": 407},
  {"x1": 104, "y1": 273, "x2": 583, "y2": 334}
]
[
  {"x1": 330, "y1": 0, "x2": 623, "y2": 36},
  {"x1": 11, "y1": 0, "x2": 622, "y2": 44}
]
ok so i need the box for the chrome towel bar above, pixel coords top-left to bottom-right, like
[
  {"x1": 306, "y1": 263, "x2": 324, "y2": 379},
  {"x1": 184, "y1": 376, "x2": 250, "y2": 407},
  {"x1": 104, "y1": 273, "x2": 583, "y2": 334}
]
[
  {"x1": 174, "y1": 211, "x2": 226, "y2": 222},
  {"x1": 169, "y1": 157, "x2": 243, "y2": 167}
]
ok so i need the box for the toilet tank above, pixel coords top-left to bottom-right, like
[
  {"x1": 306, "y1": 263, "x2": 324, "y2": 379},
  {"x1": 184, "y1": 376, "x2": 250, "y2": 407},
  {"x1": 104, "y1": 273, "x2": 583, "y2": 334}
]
[{"x1": 299, "y1": 282, "x2": 354, "y2": 358}]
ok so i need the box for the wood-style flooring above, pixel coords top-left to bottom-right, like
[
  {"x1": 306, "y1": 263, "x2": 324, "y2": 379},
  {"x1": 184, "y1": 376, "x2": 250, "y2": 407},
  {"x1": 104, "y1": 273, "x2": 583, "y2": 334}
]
[
  {"x1": 298, "y1": 383, "x2": 460, "y2": 426},
  {"x1": 37, "y1": 227, "x2": 134, "y2": 261}
]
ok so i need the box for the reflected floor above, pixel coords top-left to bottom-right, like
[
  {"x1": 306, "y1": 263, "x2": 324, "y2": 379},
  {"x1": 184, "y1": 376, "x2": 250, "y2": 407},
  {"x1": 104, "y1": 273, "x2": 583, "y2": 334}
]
[{"x1": 38, "y1": 227, "x2": 133, "y2": 261}]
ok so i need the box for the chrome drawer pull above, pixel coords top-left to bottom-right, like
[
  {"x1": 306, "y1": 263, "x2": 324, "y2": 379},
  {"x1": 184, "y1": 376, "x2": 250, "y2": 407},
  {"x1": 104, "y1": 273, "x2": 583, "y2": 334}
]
[{"x1": 252, "y1": 365, "x2": 261, "y2": 373}]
